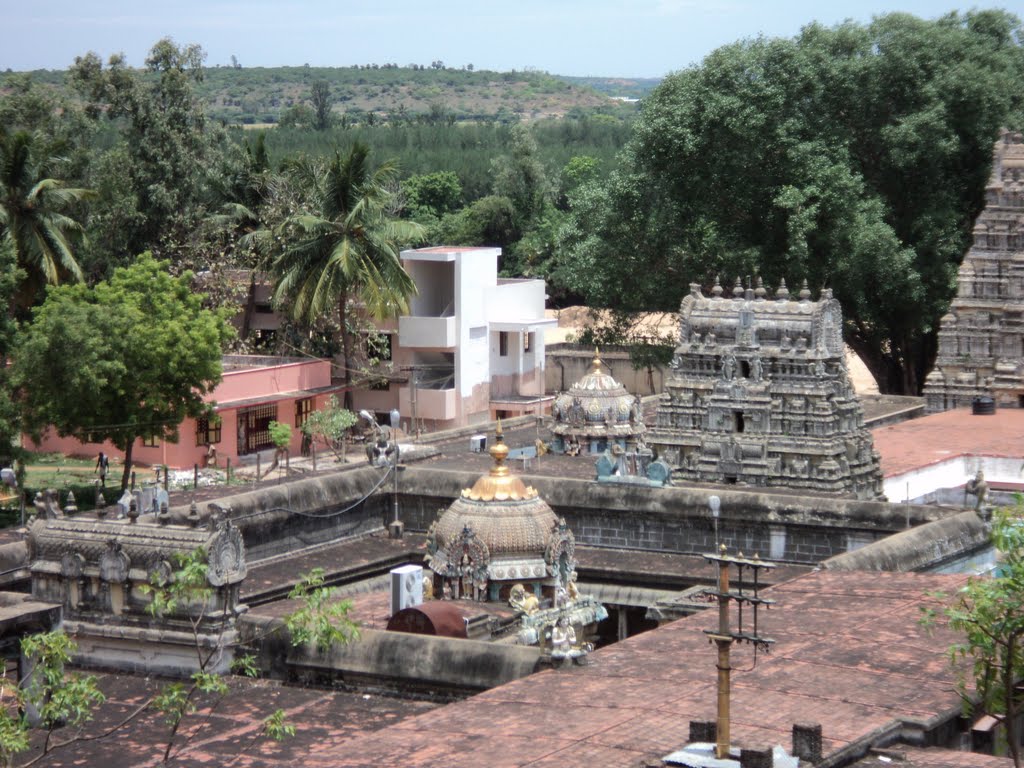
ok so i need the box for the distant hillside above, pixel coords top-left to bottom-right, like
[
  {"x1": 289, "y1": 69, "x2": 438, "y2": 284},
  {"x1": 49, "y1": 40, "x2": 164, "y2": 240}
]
[
  {"x1": 555, "y1": 75, "x2": 662, "y2": 100},
  {"x1": 1, "y1": 64, "x2": 644, "y2": 125}
]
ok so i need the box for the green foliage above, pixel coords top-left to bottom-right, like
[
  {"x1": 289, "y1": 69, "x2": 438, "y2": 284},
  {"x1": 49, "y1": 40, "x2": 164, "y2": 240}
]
[
  {"x1": 557, "y1": 11, "x2": 1024, "y2": 395},
  {"x1": 402, "y1": 171, "x2": 463, "y2": 220},
  {"x1": 945, "y1": 510, "x2": 1024, "y2": 766},
  {"x1": 310, "y1": 79, "x2": 333, "y2": 130},
  {"x1": 300, "y1": 396, "x2": 357, "y2": 459},
  {"x1": 263, "y1": 708, "x2": 296, "y2": 741},
  {"x1": 0, "y1": 631, "x2": 106, "y2": 765},
  {"x1": 12, "y1": 253, "x2": 233, "y2": 489},
  {"x1": 285, "y1": 568, "x2": 360, "y2": 653},
  {"x1": 271, "y1": 142, "x2": 423, "y2": 405},
  {"x1": 267, "y1": 420, "x2": 292, "y2": 450},
  {"x1": 140, "y1": 548, "x2": 212, "y2": 618},
  {"x1": 0, "y1": 127, "x2": 94, "y2": 314},
  {"x1": 20, "y1": 631, "x2": 105, "y2": 730},
  {"x1": 69, "y1": 39, "x2": 231, "y2": 271}
]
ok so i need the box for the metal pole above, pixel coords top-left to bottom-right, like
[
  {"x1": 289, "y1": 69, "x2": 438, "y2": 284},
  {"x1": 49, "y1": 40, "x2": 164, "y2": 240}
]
[
  {"x1": 193, "y1": 464, "x2": 199, "y2": 490},
  {"x1": 411, "y1": 371, "x2": 420, "y2": 441},
  {"x1": 716, "y1": 557, "x2": 731, "y2": 760}
]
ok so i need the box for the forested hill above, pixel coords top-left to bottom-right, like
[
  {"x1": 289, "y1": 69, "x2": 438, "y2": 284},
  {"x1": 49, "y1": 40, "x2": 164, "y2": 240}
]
[{"x1": 1, "y1": 64, "x2": 658, "y2": 125}]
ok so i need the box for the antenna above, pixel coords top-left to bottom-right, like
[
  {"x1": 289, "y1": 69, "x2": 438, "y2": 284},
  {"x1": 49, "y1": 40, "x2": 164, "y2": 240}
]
[{"x1": 702, "y1": 545, "x2": 776, "y2": 760}]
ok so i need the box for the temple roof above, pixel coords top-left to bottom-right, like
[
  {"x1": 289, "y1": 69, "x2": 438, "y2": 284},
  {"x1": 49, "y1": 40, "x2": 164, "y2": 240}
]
[
  {"x1": 551, "y1": 350, "x2": 645, "y2": 439},
  {"x1": 426, "y1": 425, "x2": 569, "y2": 579}
]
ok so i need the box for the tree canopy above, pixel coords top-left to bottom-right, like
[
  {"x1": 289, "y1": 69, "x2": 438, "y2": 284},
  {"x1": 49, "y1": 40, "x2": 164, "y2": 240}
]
[
  {"x1": 554, "y1": 11, "x2": 1024, "y2": 394},
  {"x1": 271, "y1": 143, "x2": 423, "y2": 406},
  {"x1": 12, "y1": 253, "x2": 233, "y2": 489}
]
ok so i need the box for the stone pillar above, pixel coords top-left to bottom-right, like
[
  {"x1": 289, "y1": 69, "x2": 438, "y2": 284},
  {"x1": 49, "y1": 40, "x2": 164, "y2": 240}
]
[{"x1": 792, "y1": 722, "x2": 823, "y2": 763}]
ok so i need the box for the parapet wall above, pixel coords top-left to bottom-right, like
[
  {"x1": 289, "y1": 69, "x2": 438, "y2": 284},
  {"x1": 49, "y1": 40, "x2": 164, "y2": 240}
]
[
  {"x1": 398, "y1": 467, "x2": 951, "y2": 565},
  {"x1": 820, "y1": 510, "x2": 990, "y2": 572},
  {"x1": 171, "y1": 464, "x2": 967, "y2": 569},
  {"x1": 171, "y1": 467, "x2": 389, "y2": 561}
]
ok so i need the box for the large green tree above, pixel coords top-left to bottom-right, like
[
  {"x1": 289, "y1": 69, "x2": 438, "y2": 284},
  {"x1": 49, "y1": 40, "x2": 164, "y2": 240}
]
[
  {"x1": 272, "y1": 143, "x2": 424, "y2": 407},
  {"x1": 69, "y1": 39, "x2": 228, "y2": 273},
  {"x1": 12, "y1": 254, "x2": 233, "y2": 489},
  {"x1": 0, "y1": 127, "x2": 93, "y2": 314},
  {"x1": 556, "y1": 11, "x2": 1024, "y2": 394}
]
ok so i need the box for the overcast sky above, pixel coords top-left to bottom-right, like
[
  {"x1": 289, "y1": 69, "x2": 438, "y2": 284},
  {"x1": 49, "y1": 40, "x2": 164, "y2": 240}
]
[{"x1": 4, "y1": 2, "x2": 1022, "y2": 78}]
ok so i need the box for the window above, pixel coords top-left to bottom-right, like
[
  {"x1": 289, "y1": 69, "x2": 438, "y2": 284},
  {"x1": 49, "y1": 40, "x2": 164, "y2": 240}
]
[
  {"x1": 295, "y1": 398, "x2": 314, "y2": 428},
  {"x1": 499, "y1": 331, "x2": 509, "y2": 357},
  {"x1": 523, "y1": 332, "x2": 532, "y2": 353},
  {"x1": 196, "y1": 415, "x2": 222, "y2": 446},
  {"x1": 142, "y1": 435, "x2": 159, "y2": 448},
  {"x1": 369, "y1": 378, "x2": 390, "y2": 391},
  {"x1": 237, "y1": 404, "x2": 277, "y2": 454}
]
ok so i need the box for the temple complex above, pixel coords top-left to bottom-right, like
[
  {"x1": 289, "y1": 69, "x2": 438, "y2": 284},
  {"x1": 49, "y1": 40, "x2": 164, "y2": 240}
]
[
  {"x1": 925, "y1": 130, "x2": 1024, "y2": 412},
  {"x1": 649, "y1": 277, "x2": 883, "y2": 499},
  {"x1": 549, "y1": 350, "x2": 646, "y2": 455}
]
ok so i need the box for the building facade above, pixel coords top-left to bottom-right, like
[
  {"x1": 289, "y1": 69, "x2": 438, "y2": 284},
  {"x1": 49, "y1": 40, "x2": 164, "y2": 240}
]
[
  {"x1": 26, "y1": 355, "x2": 340, "y2": 470},
  {"x1": 648, "y1": 278, "x2": 883, "y2": 499},
  {"x1": 354, "y1": 246, "x2": 556, "y2": 432},
  {"x1": 925, "y1": 130, "x2": 1024, "y2": 412}
]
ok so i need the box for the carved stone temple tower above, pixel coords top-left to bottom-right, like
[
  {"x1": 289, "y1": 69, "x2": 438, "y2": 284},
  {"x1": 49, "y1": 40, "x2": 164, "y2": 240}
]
[
  {"x1": 925, "y1": 130, "x2": 1024, "y2": 412},
  {"x1": 648, "y1": 278, "x2": 883, "y2": 499}
]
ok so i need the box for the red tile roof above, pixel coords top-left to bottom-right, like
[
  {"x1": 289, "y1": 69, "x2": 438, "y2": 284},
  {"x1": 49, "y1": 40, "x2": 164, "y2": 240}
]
[
  {"x1": 317, "y1": 570, "x2": 973, "y2": 767},
  {"x1": 872, "y1": 408, "x2": 1024, "y2": 477}
]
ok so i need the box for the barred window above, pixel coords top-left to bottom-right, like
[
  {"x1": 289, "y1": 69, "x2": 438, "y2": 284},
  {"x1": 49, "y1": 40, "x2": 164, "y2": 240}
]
[
  {"x1": 295, "y1": 398, "x2": 314, "y2": 428},
  {"x1": 196, "y1": 416, "x2": 222, "y2": 446}
]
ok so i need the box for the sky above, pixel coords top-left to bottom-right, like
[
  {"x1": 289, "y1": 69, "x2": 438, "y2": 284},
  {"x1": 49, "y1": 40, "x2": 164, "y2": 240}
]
[{"x1": 4, "y1": 1, "x2": 1024, "y2": 78}]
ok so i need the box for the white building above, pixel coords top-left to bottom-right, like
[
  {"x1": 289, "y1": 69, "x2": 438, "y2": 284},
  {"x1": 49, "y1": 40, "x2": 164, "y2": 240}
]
[{"x1": 354, "y1": 246, "x2": 556, "y2": 432}]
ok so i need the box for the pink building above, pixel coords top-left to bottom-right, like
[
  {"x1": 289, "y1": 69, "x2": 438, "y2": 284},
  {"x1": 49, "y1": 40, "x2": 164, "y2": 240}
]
[{"x1": 25, "y1": 355, "x2": 342, "y2": 470}]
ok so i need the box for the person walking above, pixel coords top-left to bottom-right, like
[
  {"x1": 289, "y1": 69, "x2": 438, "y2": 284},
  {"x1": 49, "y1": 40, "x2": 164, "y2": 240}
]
[{"x1": 95, "y1": 451, "x2": 109, "y2": 487}]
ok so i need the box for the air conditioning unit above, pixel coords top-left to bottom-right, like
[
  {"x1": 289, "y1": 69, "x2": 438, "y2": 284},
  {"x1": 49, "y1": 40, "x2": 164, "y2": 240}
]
[
  {"x1": 390, "y1": 564, "x2": 423, "y2": 615},
  {"x1": 470, "y1": 434, "x2": 487, "y2": 453}
]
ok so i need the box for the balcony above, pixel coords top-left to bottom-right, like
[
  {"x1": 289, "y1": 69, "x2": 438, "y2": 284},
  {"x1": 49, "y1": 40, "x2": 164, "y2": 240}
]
[
  {"x1": 398, "y1": 316, "x2": 456, "y2": 349},
  {"x1": 400, "y1": 386, "x2": 457, "y2": 421}
]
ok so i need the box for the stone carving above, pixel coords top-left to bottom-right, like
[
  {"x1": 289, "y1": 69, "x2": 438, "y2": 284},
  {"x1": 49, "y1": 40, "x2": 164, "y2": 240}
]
[
  {"x1": 926, "y1": 131, "x2": 1024, "y2": 411},
  {"x1": 965, "y1": 470, "x2": 989, "y2": 511},
  {"x1": 207, "y1": 519, "x2": 246, "y2": 587},
  {"x1": 550, "y1": 350, "x2": 646, "y2": 455},
  {"x1": 649, "y1": 278, "x2": 883, "y2": 499},
  {"x1": 509, "y1": 583, "x2": 540, "y2": 614},
  {"x1": 99, "y1": 540, "x2": 130, "y2": 583}
]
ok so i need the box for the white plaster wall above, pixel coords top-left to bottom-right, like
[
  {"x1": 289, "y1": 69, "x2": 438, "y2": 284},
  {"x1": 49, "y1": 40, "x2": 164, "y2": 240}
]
[
  {"x1": 884, "y1": 454, "x2": 1024, "y2": 502},
  {"x1": 486, "y1": 279, "x2": 547, "y2": 322},
  {"x1": 455, "y1": 252, "x2": 498, "y2": 399},
  {"x1": 405, "y1": 261, "x2": 454, "y2": 316}
]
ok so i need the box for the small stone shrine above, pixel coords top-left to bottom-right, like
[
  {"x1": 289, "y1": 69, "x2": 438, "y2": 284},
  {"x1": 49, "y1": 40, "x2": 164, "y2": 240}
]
[
  {"x1": 925, "y1": 130, "x2": 1024, "y2": 412},
  {"x1": 28, "y1": 509, "x2": 247, "y2": 676},
  {"x1": 425, "y1": 425, "x2": 606, "y2": 657},
  {"x1": 649, "y1": 277, "x2": 883, "y2": 499},
  {"x1": 550, "y1": 349, "x2": 646, "y2": 455},
  {"x1": 426, "y1": 424, "x2": 577, "y2": 602}
]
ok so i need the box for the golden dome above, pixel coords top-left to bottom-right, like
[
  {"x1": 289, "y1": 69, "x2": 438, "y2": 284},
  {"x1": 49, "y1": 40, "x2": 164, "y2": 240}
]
[{"x1": 463, "y1": 421, "x2": 538, "y2": 501}]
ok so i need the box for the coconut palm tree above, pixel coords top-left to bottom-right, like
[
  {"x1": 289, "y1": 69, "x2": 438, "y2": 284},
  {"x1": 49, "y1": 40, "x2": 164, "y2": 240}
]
[
  {"x1": 0, "y1": 128, "x2": 94, "y2": 314},
  {"x1": 272, "y1": 142, "x2": 424, "y2": 406}
]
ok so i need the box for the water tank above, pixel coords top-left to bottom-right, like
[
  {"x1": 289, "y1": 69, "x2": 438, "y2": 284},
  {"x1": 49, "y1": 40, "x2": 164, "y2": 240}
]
[{"x1": 972, "y1": 396, "x2": 996, "y2": 415}]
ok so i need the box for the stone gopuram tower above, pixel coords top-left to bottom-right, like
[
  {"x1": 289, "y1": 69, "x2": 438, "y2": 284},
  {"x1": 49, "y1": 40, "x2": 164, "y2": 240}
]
[
  {"x1": 924, "y1": 130, "x2": 1024, "y2": 412},
  {"x1": 648, "y1": 278, "x2": 883, "y2": 499}
]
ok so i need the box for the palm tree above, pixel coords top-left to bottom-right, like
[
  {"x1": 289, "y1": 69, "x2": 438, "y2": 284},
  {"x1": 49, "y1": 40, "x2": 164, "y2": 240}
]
[
  {"x1": 0, "y1": 128, "x2": 94, "y2": 314},
  {"x1": 272, "y1": 143, "x2": 424, "y2": 407}
]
